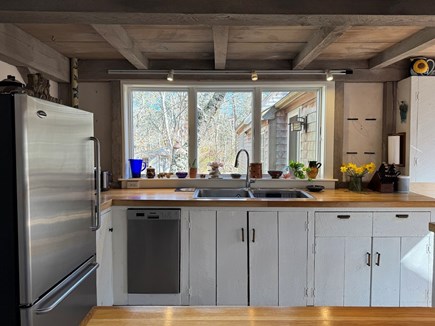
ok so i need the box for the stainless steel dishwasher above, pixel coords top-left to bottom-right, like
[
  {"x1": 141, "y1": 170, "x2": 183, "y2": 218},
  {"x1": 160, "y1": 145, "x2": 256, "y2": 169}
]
[{"x1": 127, "y1": 208, "x2": 181, "y2": 294}]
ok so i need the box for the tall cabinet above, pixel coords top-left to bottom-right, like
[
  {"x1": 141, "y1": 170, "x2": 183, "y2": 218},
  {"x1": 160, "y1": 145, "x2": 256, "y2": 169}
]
[{"x1": 397, "y1": 76, "x2": 435, "y2": 182}]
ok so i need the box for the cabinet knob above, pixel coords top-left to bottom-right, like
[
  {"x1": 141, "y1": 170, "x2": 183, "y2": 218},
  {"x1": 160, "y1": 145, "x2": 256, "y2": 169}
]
[
  {"x1": 337, "y1": 215, "x2": 350, "y2": 219},
  {"x1": 252, "y1": 228, "x2": 256, "y2": 243},
  {"x1": 366, "y1": 252, "x2": 371, "y2": 266},
  {"x1": 241, "y1": 228, "x2": 245, "y2": 242},
  {"x1": 109, "y1": 227, "x2": 113, "y2": 232}
]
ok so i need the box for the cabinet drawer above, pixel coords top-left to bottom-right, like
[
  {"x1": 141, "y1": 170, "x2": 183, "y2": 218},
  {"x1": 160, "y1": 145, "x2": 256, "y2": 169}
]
[
  {"x1": 373, "y1": 212, "x2": 431, "y2": 236},
  {"x1": 315, "y1": 212, "x2": 372, "y2": 237}
]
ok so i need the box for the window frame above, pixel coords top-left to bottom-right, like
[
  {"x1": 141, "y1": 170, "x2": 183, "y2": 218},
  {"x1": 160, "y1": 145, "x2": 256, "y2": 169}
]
[{"x1": 121, "y1": 80, "x2": 334, "y2": 179}]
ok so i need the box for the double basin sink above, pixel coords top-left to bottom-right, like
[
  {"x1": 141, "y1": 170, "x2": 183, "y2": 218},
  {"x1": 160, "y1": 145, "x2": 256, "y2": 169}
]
[{"x1": 193, "y1": 188, "x2": 314, "y2": 199}]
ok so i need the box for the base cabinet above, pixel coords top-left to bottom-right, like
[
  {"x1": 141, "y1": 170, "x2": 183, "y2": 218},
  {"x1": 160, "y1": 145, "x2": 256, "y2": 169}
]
[
  {"x1": 188, "y1": 209, "x2": 308, "y2": 306},
  {"x1": 96, "y1": 208, "x2": 114, "y2": 306},
  {"x1": 314, "y1": 211, "x2": 432, "y2": 307}
]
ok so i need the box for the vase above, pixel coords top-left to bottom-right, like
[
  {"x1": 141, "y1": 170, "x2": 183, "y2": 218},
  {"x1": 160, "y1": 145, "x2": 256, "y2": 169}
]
[
  {"x1": 349, "y1": 176, "x2": 363, "y2": 192},
  {"x1": 189, "y1": 167, "x2": 197, "y2": 178},
  {"x1": 307, "y1": 167, "x2": 318, "y2": 179}
]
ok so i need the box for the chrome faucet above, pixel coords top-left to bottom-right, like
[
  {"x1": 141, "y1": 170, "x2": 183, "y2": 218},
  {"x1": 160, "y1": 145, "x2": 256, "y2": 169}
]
[{"x1": 234, "y1": 149, "x2": 251, "y2": 189}]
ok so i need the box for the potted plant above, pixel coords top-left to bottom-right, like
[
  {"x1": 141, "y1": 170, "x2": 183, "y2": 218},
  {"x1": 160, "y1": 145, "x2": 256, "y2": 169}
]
[
  {"x1": 189, "y1": 159, "x2": 197, "y2": 178},
  {"x1": 288, "y1": 160, "x2": 310, "y2": 179}
]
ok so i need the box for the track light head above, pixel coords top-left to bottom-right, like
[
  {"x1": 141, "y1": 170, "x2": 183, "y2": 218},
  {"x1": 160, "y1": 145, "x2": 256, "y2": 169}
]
[
  {"x1": 326, "y1": 70, "x2": 333, "y2": 81},
  {"x1": 167, "y1": 69, "x2": 174, "y2": 81},
  {"x1": 251, "y1": 70, "x2": 258, "y2": 81}
]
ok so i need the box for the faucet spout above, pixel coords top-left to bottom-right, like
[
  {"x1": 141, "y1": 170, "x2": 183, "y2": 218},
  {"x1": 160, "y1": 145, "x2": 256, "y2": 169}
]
[{"x1": 234, "y1": 149, "x2": 250, "y2": 189}]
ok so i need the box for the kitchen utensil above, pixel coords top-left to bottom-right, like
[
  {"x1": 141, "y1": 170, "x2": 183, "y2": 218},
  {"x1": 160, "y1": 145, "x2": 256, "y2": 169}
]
[
  {"x1": 101, "y1": 170, "x2": 111, "y2": 191},
  {"x1": 231, "y1": 173, "x2": 241, "y2": 179},
  {"x1": 176, "y1": 171, "x2": 188, "y2": 178},
  {"x1": 129, "y1": 158, "x2": 146, "y2": 178},
  {"x1": 306, "y1": 185, "x2": 325, "y2": 192},
  {"x1": 268, "y1": 170, "x2": 283, "y2": 179},
  {"x1": 308, "y1": 161, "x2": 322, "y2": 168},
  {"x1": 0, "y1": 75, "x2": 27, "y2": 94}
]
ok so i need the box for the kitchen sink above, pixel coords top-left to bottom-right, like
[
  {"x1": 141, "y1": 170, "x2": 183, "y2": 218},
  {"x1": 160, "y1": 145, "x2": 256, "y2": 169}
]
[
  {"x1": 193, "y1": 188, "x2": 314, "y2": 199},
  {"x1": 193, "y1": 188, "x2": 254, "y2": 199},
  {"x1": 251, "y1": 188, "x2": 314, "y2": 199}
]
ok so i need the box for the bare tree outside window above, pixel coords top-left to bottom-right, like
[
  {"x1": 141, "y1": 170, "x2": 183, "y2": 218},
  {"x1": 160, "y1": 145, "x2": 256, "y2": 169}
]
[
  {"x1": 197, "y1": 91, "x2": 252, "y2": 174},
  {"x1": 131, "y1": 90, "x2": 188, "y2": 172}
]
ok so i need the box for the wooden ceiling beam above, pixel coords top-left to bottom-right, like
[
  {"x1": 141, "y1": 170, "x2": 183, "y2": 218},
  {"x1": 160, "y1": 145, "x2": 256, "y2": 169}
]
[
  {"x1": 369, "y1": 27, "x2": 435, "y2": 69},
  {"x1": 0, "y1": 24, "x2": 69, "y2": 82},
  {"x1": 293, "y1": 26, "x2": 350, "y2": 69},
  {"x1": 2, "y1": 13, "x2": 435, "y2": 27},
  {"x1": 92, "y1": 24, "x2": 148, "y2": 69},
  {"x1": 212, "y1": 26, "x2": 229, "y2": 70},
  {"x1": 3, "y1": 1, "x2": 435, "y2": 15}
]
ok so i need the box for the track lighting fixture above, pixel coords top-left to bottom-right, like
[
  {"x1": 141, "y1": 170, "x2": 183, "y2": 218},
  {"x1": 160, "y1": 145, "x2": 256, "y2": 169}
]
[
  {"x1": 167, "y1": 69, "x2": 174, "y2": 81},
  {"x1": 108, "y1": 69, "x2": 352, "y2": 80}
]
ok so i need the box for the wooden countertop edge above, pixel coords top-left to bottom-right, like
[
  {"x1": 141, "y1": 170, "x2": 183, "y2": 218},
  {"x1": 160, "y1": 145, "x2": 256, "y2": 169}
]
[
  {"x1": 100, "y1": 188, "x2": 435, "y2": 209},
  {"x1": 108, "y1": 198, "x2": 435, "y2": 208},
  {"x1": 429, "y1": 222, "x2": 435, "y2": 233}
]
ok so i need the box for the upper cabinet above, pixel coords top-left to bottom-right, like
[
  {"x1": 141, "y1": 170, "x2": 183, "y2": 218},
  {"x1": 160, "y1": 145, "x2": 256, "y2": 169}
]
[{"x1": 397, "y1": 76, "x2": 435, "y2": 182}]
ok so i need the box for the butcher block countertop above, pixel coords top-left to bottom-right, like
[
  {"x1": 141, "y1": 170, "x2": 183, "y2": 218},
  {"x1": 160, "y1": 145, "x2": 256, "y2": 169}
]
[
  {"x1": 100, "y1": 188, "x2": 435, "y2": 210},
  {"x1": 82, "y1": 306, "x2": 435, "y2": 326}
]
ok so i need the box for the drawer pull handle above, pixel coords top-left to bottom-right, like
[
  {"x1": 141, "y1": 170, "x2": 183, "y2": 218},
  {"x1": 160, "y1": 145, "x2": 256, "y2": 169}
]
[
  {"x1": 395, "y1": 214, "x2": 409, "y2": 218},
  {"x1": 375, "y1": 252, "x2": 381, "y2": 266},
  {"x1": 241, "y1": 228, "x2": 245, "y2": 242},
  {"x1": 337, "y1": 215, "x2": 351, "y2": 219},
  {"x1": 252, "y1": 228, "x2": 256, "y2": 243},
  {"x1": 366, "y1": 252, "x2": 371, "y2": 266}
]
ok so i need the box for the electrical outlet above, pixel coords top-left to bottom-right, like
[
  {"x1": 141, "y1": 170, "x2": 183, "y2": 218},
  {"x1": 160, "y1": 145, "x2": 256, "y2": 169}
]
[{"x1": 126, "y1": 181, "x2": 139, "y2": 189}]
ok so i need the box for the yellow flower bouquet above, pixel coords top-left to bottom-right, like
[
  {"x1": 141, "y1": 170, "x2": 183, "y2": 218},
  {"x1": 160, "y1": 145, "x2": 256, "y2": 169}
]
[
  {"x1": 340, "y1": 162, "x2": 376, "y2": 177},
  {"x1": 341, "y1": 162, "x2": 376, "y2": 191}
]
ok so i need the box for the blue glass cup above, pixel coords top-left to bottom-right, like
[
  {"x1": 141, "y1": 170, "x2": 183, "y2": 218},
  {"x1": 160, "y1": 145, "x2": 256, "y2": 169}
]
[{"x1": 129, "y1": 159, "x2": 146, "y2": 178}]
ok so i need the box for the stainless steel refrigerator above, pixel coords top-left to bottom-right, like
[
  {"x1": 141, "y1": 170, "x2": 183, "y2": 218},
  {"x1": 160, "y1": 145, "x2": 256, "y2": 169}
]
[{"x1": 0, "y1": 94, "x2": 101, "y2": 326}]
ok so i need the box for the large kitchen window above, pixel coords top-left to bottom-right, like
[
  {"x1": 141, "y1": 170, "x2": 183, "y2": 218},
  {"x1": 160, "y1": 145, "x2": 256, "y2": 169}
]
[{"x1": 124, "y1": 83, "x2": 331, "y2": 178}]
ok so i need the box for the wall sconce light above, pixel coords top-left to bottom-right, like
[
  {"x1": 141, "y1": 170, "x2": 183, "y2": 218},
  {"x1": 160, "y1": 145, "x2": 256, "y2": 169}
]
[
  {"x1": 289, "y1": 116, "x2": 307, "y2": 132},
  {"x1": 325, "y1": 70, "x2": 334, "y2": 81},
  {"x1": 251, "y1": 70, "x2": 258, "y2": 81},
  {"x1": 167, "y1": 69, "x2": 174, "y2": 81}
]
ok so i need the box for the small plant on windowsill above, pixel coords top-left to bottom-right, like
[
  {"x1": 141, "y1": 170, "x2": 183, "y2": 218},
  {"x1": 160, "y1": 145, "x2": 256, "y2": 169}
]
[{"x1": 287, "y1": 160, "x2": 310, "y2": 179}]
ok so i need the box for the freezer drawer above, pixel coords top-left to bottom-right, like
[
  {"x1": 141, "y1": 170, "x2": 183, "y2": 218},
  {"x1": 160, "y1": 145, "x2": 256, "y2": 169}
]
[
  {"x1": 127, "y1": 208, "x2": 180, "y2": 294},
  {"x1": 20, "y1": 256, "x2": 98, "y2": 326}
]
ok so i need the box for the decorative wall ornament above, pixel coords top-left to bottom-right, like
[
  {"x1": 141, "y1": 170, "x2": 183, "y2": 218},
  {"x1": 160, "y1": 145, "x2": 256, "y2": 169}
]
[
  {"x1": 410, "y1": 57, "x2": 435, "y2": 76},
  {"x1": 25, "y1": 73, "x2": 62, "y2": 104},
  {"x1": 399, "y1": 101, "x2": 408, "y2": 123}
]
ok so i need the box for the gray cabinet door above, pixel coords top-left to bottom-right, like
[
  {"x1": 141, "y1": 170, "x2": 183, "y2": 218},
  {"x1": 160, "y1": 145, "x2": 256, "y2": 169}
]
[
  {"x1": 249, "y1": 212, "x2": 278, "y2": 306},
  {"x1": 314, "y1": 236, "x2": 371, "y2": 306},
  {"x1": 217, "y1": 211, "x2": 248, "y2": 305},
  {"x1": 189, "y1": 210, "x2": 217, "y2": 305},
  {"x1": 371, "y1": 237, "x2": 401, "y2": 307},
  {"x1": 278, "y1": 211, "x2": 308, "y2": 306}
]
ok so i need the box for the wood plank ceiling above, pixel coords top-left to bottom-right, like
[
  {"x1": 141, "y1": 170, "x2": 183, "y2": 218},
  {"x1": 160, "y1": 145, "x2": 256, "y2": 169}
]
[{"x1": 2, "y1": 1, "x2": 435, "y2": 82}]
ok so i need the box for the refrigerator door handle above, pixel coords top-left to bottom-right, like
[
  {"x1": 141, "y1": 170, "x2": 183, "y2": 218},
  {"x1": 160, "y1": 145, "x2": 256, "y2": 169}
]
[
  {"x1": 90, "y1": 136, "x2": 101, "y2": 231},
  {"x1": 35, "y1": 260, "x2": 99, "y2": 315}
]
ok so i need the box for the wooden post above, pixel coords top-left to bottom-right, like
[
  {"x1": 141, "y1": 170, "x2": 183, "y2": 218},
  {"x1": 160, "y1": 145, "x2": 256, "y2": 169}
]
[{"x1": 71, "y1": 57, "x2": 79, "y2": 108}]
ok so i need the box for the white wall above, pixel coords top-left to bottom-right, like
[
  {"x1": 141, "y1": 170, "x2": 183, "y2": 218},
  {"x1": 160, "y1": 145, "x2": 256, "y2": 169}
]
[
  {"x1": 343, "y1": 83, "x2": 384, "y2": 182},
  {"x1": 79, "y1": 82, "x2": 113, "y2": 171}
]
